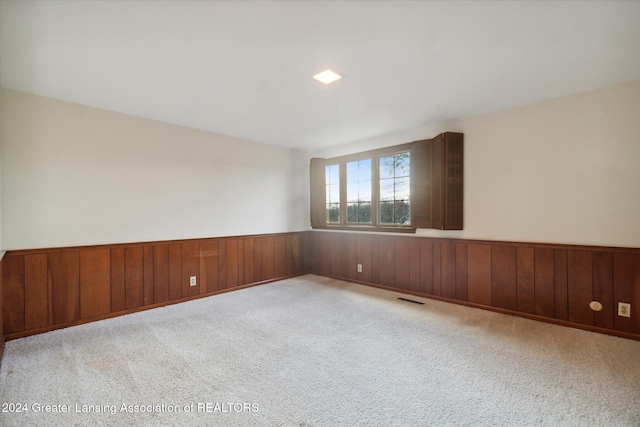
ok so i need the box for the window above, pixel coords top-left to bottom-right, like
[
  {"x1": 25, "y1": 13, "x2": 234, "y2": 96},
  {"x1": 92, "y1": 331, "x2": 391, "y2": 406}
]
[
  {"x1": 310, "y1": 132, "x2": 463, "y2": 232},
  {"x1": 347, "y1": 159, "x2": 372, "y2": 224},
  {"x1": 325, "y1": 164, "x2": 340, "y2": 223},
  {"x1": 379, "y1": 152, "x2": 410, "y2": 225}
]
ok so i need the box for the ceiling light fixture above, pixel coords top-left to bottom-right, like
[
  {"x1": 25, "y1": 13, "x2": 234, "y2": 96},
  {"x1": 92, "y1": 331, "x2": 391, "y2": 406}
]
[{"x1": 313, "y1": 69, "x2": 342, "y2": 85}]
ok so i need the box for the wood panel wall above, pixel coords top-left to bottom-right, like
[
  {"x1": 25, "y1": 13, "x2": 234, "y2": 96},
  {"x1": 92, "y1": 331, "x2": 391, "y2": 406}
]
[
  {"x1": 2, "y1": 231, "x2": 639, "y2": 343},
  {"x1": 309, "y1": 231, "x2": 640, "y2": 340},
  {"x1": 2, "y1": 232, "x2": 307, "y2": 340}
]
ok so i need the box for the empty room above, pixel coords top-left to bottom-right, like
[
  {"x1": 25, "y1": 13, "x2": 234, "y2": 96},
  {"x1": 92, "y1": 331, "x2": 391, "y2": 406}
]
[{"x1": 1, "y1": 1, "x2": 639, "y2": 426}]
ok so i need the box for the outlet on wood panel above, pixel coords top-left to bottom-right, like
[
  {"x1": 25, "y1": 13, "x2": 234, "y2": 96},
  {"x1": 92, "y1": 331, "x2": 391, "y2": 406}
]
[
  {"x1": 357, "y1": 264, "x2": 363, "y2": 273},
  {"x1": 618, "y1": 302, "x2": 631, "y2": 318},
  {"x1": 190, "y1": 276, "x2": 197, "y2": 287}
]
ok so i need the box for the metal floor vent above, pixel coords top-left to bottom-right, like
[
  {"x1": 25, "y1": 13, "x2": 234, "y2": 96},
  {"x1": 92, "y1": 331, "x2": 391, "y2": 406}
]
[{"x1": 397, "y1": 297, "x2": 424, "y2": 305}]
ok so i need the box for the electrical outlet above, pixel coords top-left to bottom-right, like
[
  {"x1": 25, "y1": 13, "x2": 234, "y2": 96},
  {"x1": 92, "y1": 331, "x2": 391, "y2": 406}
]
[
  {"x1": 357, "y1": 264, "x2": 363, "y2": 273},
  {"x1": 190, "y1": 276, "x2": 197, "y2": 287},
  {"x1": 618, "y1": 302, "x2": 631, "y2": 318}
]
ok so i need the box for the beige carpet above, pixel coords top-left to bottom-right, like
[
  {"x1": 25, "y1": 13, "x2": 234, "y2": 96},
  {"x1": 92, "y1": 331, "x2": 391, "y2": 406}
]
[{"x1": 1, "y1": 274, "x2": 639, "y2": 426}]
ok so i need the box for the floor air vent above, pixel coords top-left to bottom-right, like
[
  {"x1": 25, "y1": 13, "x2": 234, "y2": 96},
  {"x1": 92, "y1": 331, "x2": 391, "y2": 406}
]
[{"x1": 397, "y1": 297, "x2": 424, "y2": 305}]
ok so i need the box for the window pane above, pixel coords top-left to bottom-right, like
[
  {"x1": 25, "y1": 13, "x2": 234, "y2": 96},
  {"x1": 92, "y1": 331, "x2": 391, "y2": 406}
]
[
  {"x1": 347, "y1": 181, "x2": 359, "y2": 203},
  {"x1": 347, "y1": 203, "x2": 358, "y2": 223},
  {"x1": 394, "y1": 201, "x2": 410, "y2": 224},
  {"x1": 380, "y1": 201, "x2": 394, "y2": 224},
  {"x1": 394, "y1": 178, "x2": 410, "y2": 200},
  {"x1": 395, "y1": 153, "x2": 410, "y2": 176},
  {"x1": 380, "y1": 178, "x2": 395, "y2": 201},
  {"x1": 379, "y1": 152, "x2": 410, "y2": 225},
  {"x1": 325, "y1": 164, "x2": 340, "y2": 223},
  {"x1": 327, "y1": 203, "x2": 340, "y2": 223},
  {"x1": 358, "y1": 202, "x2": 371, "y2": 223},
  {"x1": 347, "y1": 159, "x2": 372, "y2": 224},
  {"x1": 359, "y1": 180, "x2": 371, "y2": 200},
  {"x1": 358, "y1": 159, "x2": 371, "y2": 181},
  {"x1": 380, "y1": 156, "x2": 394, "y2": 179},
  {"x1": 326, "y1": 164, "x2": 339, "y2": 184},
  {"x1": 328, "y1": 183, "x2": 340, "y2": 203}
]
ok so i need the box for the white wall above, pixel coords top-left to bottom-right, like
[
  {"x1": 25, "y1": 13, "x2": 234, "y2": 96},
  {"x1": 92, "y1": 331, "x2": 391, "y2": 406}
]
[
  {"x1": 308, "y1": 79, "x2": 640, "y2": 248},
  {"x1": 0, "y1": 89, "x2": 307, "y2": 250}
]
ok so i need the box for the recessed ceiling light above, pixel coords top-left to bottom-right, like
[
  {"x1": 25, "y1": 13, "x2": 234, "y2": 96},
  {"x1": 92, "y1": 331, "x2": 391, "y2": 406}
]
[{"x1": 313, "y1": 69, "x2": 342, "y2": 85}]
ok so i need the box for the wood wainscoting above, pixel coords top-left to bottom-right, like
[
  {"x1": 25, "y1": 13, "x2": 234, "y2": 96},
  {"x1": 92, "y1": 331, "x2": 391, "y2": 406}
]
[
  {"x1": 308, "y1": 231, "x2": 640, "y2": 340},
  {"x1": 2, "y1": 230, "x2": 639, "y2": 343},
  {"x1": 2, "y1": 232, "x2": 311, "y2": 340}
]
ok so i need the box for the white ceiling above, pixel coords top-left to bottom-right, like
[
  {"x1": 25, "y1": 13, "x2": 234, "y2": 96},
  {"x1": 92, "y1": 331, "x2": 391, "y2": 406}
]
[{"x1": 1, "y1": 1, "x2": 640, "y2": 151}]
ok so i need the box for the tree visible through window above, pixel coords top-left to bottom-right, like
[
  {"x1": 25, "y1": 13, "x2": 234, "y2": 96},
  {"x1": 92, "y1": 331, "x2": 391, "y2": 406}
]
[
  {"x1": 379, "y1": 152, "x2": 410, "y2": 225},
  {"x1": 309, "y1": 132, "x2": 463, "y2": 232},
  {"x1": 325, "y1": 164, "x2": 340, "y2": 223}
]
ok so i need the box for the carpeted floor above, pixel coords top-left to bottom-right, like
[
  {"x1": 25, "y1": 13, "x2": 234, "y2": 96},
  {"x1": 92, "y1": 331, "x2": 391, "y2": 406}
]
[{"x1": 1, "y1": 274, "x2": 639, "y2": 426}]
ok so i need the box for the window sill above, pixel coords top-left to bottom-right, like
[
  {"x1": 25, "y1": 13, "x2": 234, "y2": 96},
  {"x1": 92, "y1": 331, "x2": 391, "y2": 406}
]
[{"x1": 311, "y1": 225, "x2": 416, "y2": 234}]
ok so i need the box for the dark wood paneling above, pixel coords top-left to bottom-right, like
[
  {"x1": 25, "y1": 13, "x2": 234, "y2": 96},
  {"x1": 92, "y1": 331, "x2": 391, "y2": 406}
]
[
  {"x1": 394, "y1": 238, "x2": 410, "y2": 290},
  {"x1": 347, "y1": 235, "x2": 358, "y2": 281},
  {"x1": 534, "y1": 248, "x2": 555, "y2": 317},
  {"x1": 440, "y1": 241, "x2": 456, "y2": 299},
  {"x1": 432, "y1": 241, "x2": 442, "y2": 296},
  {"x1": 254, "y1": 237, "x2": 264, "y2": 281},
  {"x1": 218, "y1": 239, "x2": 228, "y2": 289},
  {"x1": 262, "y1": 236, "x2": 275, "y2": 280},
  {"x1": 370, "y1": 236, "x2": 379, "y2": 284},
  {"x1": 339, "y1": 235, "x2": 350, "y2": 278},
  {"x1": 409, "y1": 239, "x2": 421, "y2": 293},
  {"x1": 182, "y1": 242, "x2": 200, "y2": 296},
  {"x1": 567, "y1": 250, "x2": 593, "y2": 325},
  {"x1": 467, "y1": 244, "x2": 491, "y2": 306},
  {"x1": 613, "y1": 253, "x2": 640, "y2": 334},
  {"x1": 3, "y1": 255, "x2": 25, "y2": 334},
  {"x1": 200, "y1": 240, "x2": 219, "y2": 293},
  {"x1": 49, "y1": 251, "x2": 80, "y2": 325},
  {"x1": 290, "y1": 234, "x2": 301, "y2": 275},
  {"x1": 329, "y1": 235, "x2": 341, "y2": 278},
  {"x1": 492, "y1": 245, "x2": 516, "y2": 310},
  {"x1": 168, "y1": 243, "x2": 182, "y2": 300},
  {"x1": 225, "y1": 239, "x2": 239, "y2": 288},
  {"x1": 7, "y1": 232, "x2": 640, "y2": 342},
  {"x1": 554, "y1": 250, "x2": 568, "y2": 321},
  {"x1": 455, "y1": 243, "x2": 467, "y2": 301},
  {"x1": 25, "y1": 254, "x2": 48, "y2": 330},
  {"x1": 420, "y1": 240, "x2": 433, "y2": 294},
  {"x1": 143, "y1": 246, "x2": 154, "y2": 305},
  {"x1": 361, "y1": 235, "x2": 372, "y2": 283},
  {"x1": 285, "y1": 235, "x2": 294, "y2": 277},
  {"x1": 4, "y1": 232, "x2": 308, "y2": 340},
  {"x1": 125, "y1": 247, "x2": 144, "y2": 310},
  {"x1": 592, "y1": 252, "x2": 613, "y2": 329},
  {"x1": 80, "y1": 249, "x2": 111, "y2": 319},
  {"x1": 110, "y1": 248, "x2": 125, "y2": 312},
  {"x1": 516, "y1": 247, "x2": 535, "y2": 314},
  {"x1": 243, "y1": 238, "x2": 255, "y2": 284},
  {"x1": 378, "y1": 237, "x2": 394, "y2": 287},
  {"x1": 153, "y1": 245, "x2": 169, "y2": 303},
  {"x1": 238, "y1": 239, "x2": 245, "y2": 286},
  {"x1": 274, "y1": 235, "x2": 286, "y2": 279}
]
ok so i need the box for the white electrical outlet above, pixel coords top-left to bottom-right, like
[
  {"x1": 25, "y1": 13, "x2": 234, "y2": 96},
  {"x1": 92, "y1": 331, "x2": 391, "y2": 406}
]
[
  {"x1": 618, "y1": 302, "x2": 631, "y2": 318},
  {"x1": 357, "y1": 264, "x2": 363, "y2": 273},
  {"x1": 190, "y1": 276, "x2": 197, "y2": 287}
]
